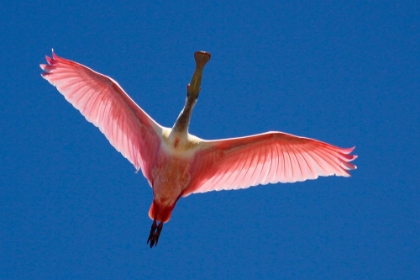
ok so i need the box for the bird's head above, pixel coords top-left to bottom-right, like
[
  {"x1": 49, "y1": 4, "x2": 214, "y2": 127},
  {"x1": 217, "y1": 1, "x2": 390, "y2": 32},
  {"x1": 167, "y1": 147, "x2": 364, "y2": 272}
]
[{"x1": 187, "y1": 51, "x2": 211, "y2": 99}]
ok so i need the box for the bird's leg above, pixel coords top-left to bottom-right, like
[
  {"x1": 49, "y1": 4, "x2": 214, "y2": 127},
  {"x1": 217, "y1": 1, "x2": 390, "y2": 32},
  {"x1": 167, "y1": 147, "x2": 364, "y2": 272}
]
[
  {"x1": 155, "y1": 222, "x2": 163, "y2": 244},
  {"x1": 146, "y1": 220, "x2": 164, "y2": 248},
  {"x1": 147, "y1": 220, "x2": 157, "y2": 245}
]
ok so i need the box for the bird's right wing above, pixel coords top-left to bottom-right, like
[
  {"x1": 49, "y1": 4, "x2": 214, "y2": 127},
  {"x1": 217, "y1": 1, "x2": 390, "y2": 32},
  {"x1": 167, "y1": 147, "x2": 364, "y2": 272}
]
[
  {"x1": 40, "y1": 51, "x2": 162, "y2": 183},
  {"x1": 184, "y1": 132, "x2": 357, "y2": 196}
]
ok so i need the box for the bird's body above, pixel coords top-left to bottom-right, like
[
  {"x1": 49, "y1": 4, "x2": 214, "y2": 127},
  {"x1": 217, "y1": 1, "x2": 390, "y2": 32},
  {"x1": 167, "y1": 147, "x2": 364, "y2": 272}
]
[
  {"x1": 40, "y1": 51, "x2": 357, "y2": 247},
  {"x1": 150, "y1": 128, "x2": 201, "y2": 220}
]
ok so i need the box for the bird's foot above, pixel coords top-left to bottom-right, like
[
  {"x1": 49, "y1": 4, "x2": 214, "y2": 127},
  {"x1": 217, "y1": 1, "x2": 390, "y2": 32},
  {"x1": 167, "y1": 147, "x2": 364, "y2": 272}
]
[{"x1": 147, "y1": 220, "x2": 163, "y2": 248}]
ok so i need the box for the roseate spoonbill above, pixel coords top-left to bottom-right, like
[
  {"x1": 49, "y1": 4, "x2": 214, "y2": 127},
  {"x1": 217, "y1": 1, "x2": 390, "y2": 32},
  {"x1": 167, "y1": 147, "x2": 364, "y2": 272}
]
[{"x1": 40, "y1": 50, "x2": 357, "y2": 247}]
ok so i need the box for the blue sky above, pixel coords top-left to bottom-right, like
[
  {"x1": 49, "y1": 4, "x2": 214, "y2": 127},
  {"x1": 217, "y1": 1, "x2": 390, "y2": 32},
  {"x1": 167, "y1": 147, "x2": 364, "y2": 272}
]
[{"x1": 1, "y1": 1, "x2": 419, "y2": 279}]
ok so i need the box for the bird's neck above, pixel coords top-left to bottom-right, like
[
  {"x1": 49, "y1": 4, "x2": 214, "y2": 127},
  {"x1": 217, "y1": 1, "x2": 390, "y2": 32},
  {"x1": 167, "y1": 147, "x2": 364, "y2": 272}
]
[
  {"x1": 171, "y1": 96, "x2": 197, "y2": 135},
  {"x1": 170, "y1": 51, "x2": 210, "y2": 139}
]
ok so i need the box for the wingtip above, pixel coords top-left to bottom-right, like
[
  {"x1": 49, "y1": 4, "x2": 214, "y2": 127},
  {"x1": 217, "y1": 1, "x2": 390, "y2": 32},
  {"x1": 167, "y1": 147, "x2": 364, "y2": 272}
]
[
  {"x1": 343, "y1": 146, "x2": 356, "y2": 154},
  {"x1": 51, "y1": 48, "x2": 58, "y2": 59},
  {"x1": 340, "y1": 146, "x2": 357, "y2": 162}
]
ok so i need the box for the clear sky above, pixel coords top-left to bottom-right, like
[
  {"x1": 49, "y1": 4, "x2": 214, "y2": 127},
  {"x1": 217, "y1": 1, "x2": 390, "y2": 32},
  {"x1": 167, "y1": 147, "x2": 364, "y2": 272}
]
[{"x1": 1, "y1": 1, "x2": 419, "y2": 279}]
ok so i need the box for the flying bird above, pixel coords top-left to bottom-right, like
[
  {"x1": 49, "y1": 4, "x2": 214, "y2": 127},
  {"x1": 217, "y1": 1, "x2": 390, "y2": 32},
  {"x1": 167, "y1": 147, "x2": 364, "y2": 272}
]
[{"x1": 40, "y1": 50, "x2": 357, "y2": 247}]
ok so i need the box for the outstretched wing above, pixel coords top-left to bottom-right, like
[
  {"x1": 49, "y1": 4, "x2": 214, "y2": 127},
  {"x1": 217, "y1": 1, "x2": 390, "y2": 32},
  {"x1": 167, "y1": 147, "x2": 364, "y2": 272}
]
[
  {"x1": 184, "y1": 131, "x2": 357, "y2": 196},
  {"x1": 40, "y1": 51, "x2": 162, "y2": 183}
]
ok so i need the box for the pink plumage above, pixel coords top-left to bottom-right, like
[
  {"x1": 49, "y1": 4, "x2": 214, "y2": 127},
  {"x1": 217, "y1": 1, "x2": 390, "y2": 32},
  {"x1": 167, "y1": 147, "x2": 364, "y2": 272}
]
[
  {"x1": 40, "y1": 51, "x2": 162, "y2": 184},
  {"x1": 185, "y1": 133, "x2": 356, "y2": 196},
  {"x1": 40, "y1": 50, "x2": 357, "y2": 247}
]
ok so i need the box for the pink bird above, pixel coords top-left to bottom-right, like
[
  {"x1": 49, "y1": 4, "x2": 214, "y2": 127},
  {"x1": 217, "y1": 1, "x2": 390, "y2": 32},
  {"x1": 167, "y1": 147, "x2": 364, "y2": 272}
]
[{"x1": 40, "y1": 50, "x2": 357, "y2": 247}]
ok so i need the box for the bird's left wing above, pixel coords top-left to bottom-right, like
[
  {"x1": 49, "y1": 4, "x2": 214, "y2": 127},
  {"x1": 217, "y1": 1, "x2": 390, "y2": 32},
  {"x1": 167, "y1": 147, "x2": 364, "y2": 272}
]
[
  {"x1": 183, "y1": 131, "x2": 357, "y2": 196},
  {"x1": 40, "y1": 51, "x2": 162, "y2": 183}
]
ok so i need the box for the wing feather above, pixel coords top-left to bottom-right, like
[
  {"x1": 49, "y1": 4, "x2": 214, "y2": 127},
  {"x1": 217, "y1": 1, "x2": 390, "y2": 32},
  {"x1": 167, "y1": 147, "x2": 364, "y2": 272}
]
[
  {"x1": 260, "y1": 143, "x2": 273, "y2": 185},
  {"x1": 282, "y1": 142, "x2": 292, "y2": 182},
  {"x1": 261, "y1": 144, "x2": 273, "y2": 184}
]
